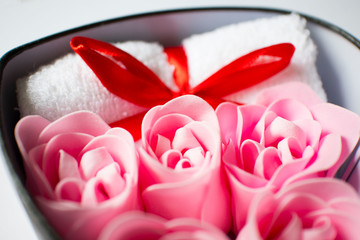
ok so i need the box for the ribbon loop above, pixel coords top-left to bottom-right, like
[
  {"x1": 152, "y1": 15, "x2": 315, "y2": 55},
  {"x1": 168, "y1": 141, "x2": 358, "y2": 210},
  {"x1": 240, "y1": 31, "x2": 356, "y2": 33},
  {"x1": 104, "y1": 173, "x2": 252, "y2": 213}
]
[
  {"x1": 192, "y1": 43, "x2": 295, "y2": 98},
  {"x1": 70, "y1": 36, "x2": 174, "y2": 108}
]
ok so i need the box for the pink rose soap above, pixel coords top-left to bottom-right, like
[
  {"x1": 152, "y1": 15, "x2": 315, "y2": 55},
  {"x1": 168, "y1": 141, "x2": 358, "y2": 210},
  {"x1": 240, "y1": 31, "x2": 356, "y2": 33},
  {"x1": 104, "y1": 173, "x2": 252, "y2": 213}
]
[
  {"x1": 15, "y1": 111, "x2": 142, "y2": 239},
  {"x1": 237, "y1": 178, "x2": 360, "y2": 239},
  {"x1": 216, "y1": 81, "x2": 360, "y2": 232}
]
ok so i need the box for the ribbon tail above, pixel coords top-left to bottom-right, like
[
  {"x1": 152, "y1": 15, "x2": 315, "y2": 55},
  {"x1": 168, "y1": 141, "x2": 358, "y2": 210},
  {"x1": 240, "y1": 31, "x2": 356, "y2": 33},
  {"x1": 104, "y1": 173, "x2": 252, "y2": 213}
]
[
  {"x1": 109, "y1": 112, "x2": 147, "y2": 140},
  {"x1": 192, "y1": 43, "x2": 295, "y2": 98},
  {"x1": 70, "y1": 36, "x2": 174, "y2": 108}
]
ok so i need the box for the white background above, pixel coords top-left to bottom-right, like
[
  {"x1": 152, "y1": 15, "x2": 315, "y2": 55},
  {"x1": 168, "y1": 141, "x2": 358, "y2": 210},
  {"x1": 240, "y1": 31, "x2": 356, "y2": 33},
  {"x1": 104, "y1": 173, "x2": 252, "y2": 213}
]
[{"x1": 0, "y1": 0, "x2": 359, "y2": 239}]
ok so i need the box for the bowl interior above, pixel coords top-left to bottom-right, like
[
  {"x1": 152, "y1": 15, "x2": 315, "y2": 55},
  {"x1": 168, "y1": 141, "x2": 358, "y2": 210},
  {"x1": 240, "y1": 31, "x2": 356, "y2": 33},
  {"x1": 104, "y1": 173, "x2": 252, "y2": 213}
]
[{"x1": 1, "y1": 8, "x2": 360, "y2": 238}]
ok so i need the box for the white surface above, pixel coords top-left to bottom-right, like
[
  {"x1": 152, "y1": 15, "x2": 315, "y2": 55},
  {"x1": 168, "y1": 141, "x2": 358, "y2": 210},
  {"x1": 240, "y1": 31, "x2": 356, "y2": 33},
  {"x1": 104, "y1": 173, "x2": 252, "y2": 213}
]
[{"x1": 0, "y1": 0, "x2": 359, "y2": 239}]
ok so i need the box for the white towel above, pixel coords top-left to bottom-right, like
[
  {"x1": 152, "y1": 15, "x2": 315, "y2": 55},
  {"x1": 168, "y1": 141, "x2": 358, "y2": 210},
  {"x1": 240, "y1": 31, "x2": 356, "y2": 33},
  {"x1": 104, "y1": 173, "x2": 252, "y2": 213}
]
[
  {"x1": 16, "y1": 13, "x2": 326, "y2": 123},
  {"x1": 183, "y1": 13, "x2": 326, "y2": 103},
  {"x1": 16, "y1": 41, "x2": 175, "y2": 123}
]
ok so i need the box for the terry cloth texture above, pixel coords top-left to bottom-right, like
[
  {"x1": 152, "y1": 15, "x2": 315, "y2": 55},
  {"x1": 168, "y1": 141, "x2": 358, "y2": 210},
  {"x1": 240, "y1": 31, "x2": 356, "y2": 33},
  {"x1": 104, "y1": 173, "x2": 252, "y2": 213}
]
[{"x1": 16, "y1": 13, "x2": 326, "y2": 123}]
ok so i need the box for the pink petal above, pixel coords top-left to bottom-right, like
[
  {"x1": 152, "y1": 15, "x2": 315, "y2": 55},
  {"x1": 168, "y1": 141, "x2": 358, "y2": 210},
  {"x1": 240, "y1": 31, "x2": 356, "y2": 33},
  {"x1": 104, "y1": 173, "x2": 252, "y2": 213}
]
[
  {"x1": 80, "y1": 161, "x2": 134, "y2": 208},
  {"x1": 269, "y1": 147, "x2": 313, "y2": 189},
  {"x1": 254, "y1": 147, "x2": 281, "y2": 180},
  {"x1": 155, "y1": 134, "x2": 172, "y2": 157},
  {"x1": 330, "y1": 199, "x2": 360, "y2": 216},
  {"x1": 225, "y1": 165, "x2": 268, "y2": 233},
  {"x1": 236, "y1": 104, "x2": 266, "y2": 144},
  {"x1": 174, "y1": 158, "x2": 192, "y2": 170},
  {"x1": 28, "y1": 144, "x2": 46, "y2": 168},
  {"x1": 311, "y1": 103, "x2": 360, "y2": 177},
  {"x1": 293, "y1": 119, "x2": 322, "y2": 149},
  {"x1": 37, "y1": 111, "x2": 110, "y2": 145},
  {"x1": 79, "y1": 147, "x2": 114, "y2": 180},
  {"x1": 172, "y1": 124, "x2": 203, "y2": 152},
  {"x1": 149, "y1": 113, "x2": 193, "y2": 151},
  {"x1": 272, "y1": 213, "x2": 302, "y2": 240},
  {"x1": 14, "y1": 115, "x2": 50, "y2": 157},
  {"x1": 199, "y1": 165, "x2": 231, "y2": 232},
  {"x1": 236, "y1": 191, "x2": 276, "y2": 239},
  {"x1": 42, "y1": 133, "x2": 94, "y2": 188},
  {"x1": 100, "y1": 209, "x2": 230, "y2": 240},
  {"x1": 96, "y1": 163, "x2": 125, "y2": 198},
  {"x1": 173, "y1": 122, "x2": 220, "y2": 156},
  {"x1": 37, "y1": 197, "x2": 121, "y2": 240},
  {"x1": 142, "y1": 162, "x2": 230, "y2": 231},
  {"x1": 58, "y1": 150, "x2": 81, "y2": 180},
  {"x1": 67, "y1": 204, "x2": 142, "y2": 240},
  {"x1": 216, "y1": 103, "x2": 265, "y2": 146},
  {"x1": 240, "y1": 139, "x2": 264, "y2": 174},
  {"x1": 216, "y1": 102, "x2": 240, "y2": 144},
  {"x1": 256, "y1": 82, "x2": 323, "y2": 108},
  {"x1": 55, "y1": 178, "x2": 85, "y2": 202},
  {"x1": 266, "y1": 98, "x2": 313, "y2": 122},
  {"x1": 222, "y1": 139, "x2": 239, "y2": 167},
  {"x1": 277, "y1": 137, "x2": 306, "y2": 164},
  {"x1": 278, "y1": 178, "x2": 360, "y2": 203},
  {"x1": 105, "y1": 127, "x2": 134, "y2": 146},
  {"x1": 285, "y1": 133, "x2": 342, "y2": 185},
  {"x1": 306, "y1": 210, "x2": 360, "y2": 239},
  {"x1": 253, "y1": 111, "x2": 278, "y2": 145},
  {"x1": 141, "y1": 175, "x2": 209, "y2": 220},
  {"x1": 81, "y1": 178, "x2": 111, "y2": 206},
  {"x1": 36, "y1": 198, "x2": 84, "y2": 237},
  {"x1": 159, "y1": 149, "x2": 182, "y2": 169},
  {"x1": 274, "y1": 193, "x2": 327, "y2": 222},
  {"x1": 79, "y1": 134, "x2": 138, "y2": 174},
  {"x1": 302, "y1": 214, "x2": 337, "y2": 239},
  {"x1": 164, "y1": 218, "x2": 230, "y2": 240},
  {"x1": 183, "y1": 147, "x2": 206, "y2": 167},
  {"x1": 311, "y1": 103, "x2": 360, "y2": 142},
  {"x1": 98, "y1": 212, "x2": 166, "y2": 240},
  {"x1": 26, "y1": 146, "x2": 54, "y2": 199},
  {"x1": 225, "y1": 161, "x2": 268, "y2": 189},
  {"x1": 264, "y1": 116, "x2": 306, "y2": 149},
  {"x1": 307, "y1": 133, "x2": 342, "y2": 172}
]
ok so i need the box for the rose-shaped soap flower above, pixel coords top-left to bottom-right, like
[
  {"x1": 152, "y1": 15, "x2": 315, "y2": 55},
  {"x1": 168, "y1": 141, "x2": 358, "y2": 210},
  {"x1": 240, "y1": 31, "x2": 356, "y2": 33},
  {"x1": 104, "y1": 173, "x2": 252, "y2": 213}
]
[
  {"x1": 216, "y1": 82, "x2": 360, "y2": 232},
  {"x1": 237, "y1": 178, "x2": 360, "y2": 239},
  {"x1": 99, "y1": 211, "x2": 230, "y2": 240},
  {"x1": 15, "y1": 111, "x2": 141, "y2": 240},
  {"x1": 138, "y1": 95, "x2": 231, "y2": 232}
]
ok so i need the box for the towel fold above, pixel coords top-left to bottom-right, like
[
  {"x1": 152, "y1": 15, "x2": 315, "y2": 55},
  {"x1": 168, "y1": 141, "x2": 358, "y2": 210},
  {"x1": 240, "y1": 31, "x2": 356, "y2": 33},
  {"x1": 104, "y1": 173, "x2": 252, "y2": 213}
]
[{"x1": 16, "y1": 13, "x2": 326, "y2": 123}]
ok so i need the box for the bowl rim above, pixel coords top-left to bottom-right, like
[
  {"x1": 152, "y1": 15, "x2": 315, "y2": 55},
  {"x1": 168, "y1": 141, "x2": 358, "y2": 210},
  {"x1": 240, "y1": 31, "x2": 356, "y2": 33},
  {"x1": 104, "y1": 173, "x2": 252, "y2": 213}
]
[{"x1": 0, "y1": 6, "x2": 359, "y2": 239}]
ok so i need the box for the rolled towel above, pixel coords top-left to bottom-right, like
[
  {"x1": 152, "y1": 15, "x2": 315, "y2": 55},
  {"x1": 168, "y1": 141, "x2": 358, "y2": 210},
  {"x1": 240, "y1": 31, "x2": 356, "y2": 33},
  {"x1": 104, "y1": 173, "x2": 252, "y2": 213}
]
[
  {"x1": 183, "y1": 13, "x2": 326, "y2": 103},
  {"x1": 16, "y1": 13, "x2": 326, "y2": 124},
  {"x1": 17, "y1": 41, "x2": 175, "y2": 123}
]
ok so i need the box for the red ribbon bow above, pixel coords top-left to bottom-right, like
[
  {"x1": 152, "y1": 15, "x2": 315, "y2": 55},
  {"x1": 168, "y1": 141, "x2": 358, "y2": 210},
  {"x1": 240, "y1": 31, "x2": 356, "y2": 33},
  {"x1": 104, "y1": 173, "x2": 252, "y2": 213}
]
[{"x1": 70, "y1": 36, "x2": 295, "y2": 139}]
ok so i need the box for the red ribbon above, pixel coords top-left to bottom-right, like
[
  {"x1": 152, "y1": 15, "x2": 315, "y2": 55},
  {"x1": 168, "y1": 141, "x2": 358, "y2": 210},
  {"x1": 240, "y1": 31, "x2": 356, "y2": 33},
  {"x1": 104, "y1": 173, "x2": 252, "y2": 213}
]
[{"x1": 70, "y1": 36, "x2": 295, "y2": 139}]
